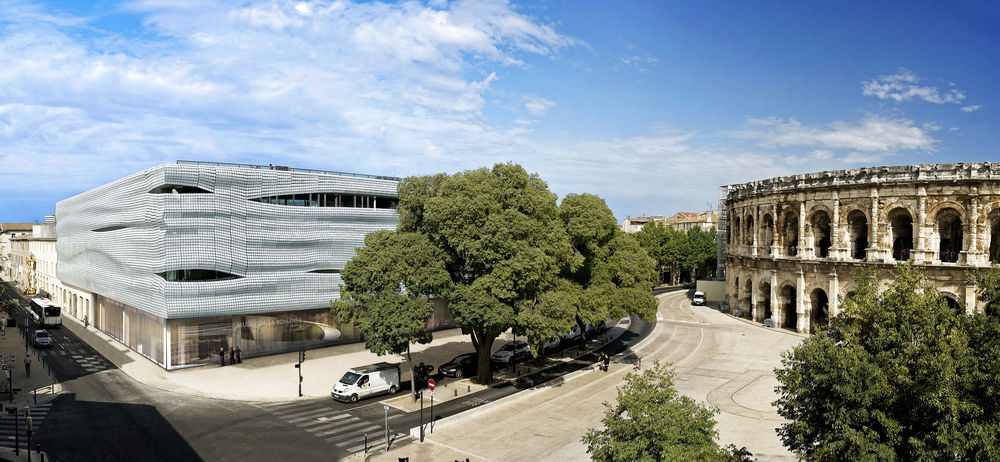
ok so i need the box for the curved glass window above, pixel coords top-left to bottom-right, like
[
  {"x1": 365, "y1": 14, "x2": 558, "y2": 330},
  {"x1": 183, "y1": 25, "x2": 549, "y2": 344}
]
[
  {"x1": 308, "y1": 269, "x2": 341, "y2": 274},
  {"x1": 93, "y1": 225, "x2": 128, "y2": 232},
  {"x1": 149, "y1": 185, "x2": 212, "y2": 194},
  {"x1": 249, "y1": 193, "x2": 398, "y2": 209},
  {"x1": 156, "y1": 269, "x2": 240, "y2": 282}
]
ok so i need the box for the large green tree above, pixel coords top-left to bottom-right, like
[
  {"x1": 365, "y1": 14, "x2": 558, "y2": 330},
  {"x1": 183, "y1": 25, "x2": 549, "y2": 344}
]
[
  {"x1": 774, "y1": 265, "x2": 989, "y2": 461},
  {"x1": 558, "y1": 194, "x2": 658, "y2": 347},
  {"x1": 331, "y1": 230, "x2": 451, "y2": 394},
  {"x1": 583, "y1": 361, "x2": 753, "y2": 462},
  {"x1": 335, "y1": 164, "x2": 658, "y2": 384}
]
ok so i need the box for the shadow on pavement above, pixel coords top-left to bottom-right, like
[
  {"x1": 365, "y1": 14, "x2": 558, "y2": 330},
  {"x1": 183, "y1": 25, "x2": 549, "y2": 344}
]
[{"x1": 35, "y1": 393, "x2": 203, "y2": 462}]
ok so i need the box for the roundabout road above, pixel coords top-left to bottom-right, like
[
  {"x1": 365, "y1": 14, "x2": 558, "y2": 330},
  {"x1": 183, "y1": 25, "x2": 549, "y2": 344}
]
[{"x1": 650, "y1": 290, "x2": 804, "y2": 461}]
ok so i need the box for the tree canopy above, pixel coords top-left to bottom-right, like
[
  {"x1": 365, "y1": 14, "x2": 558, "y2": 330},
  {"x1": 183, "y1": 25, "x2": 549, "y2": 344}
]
[
  {"x1": 774, "y1": 265, "x2": 1000, "y2": 461},
  {"x1": 636, "y1": 222, "x2": 717, "y2": 284},
  {"x1": 583, "y1": 361, "x2": 754, "y2": 462},
  {"x1": 333, "y1": 163, "x2": 658, "y2": 384}
]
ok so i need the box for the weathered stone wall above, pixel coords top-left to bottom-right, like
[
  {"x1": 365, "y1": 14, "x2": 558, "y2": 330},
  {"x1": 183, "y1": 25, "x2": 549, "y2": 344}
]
[{"x1": 724, "y1": 162, "x2": 998, "y2": 333}]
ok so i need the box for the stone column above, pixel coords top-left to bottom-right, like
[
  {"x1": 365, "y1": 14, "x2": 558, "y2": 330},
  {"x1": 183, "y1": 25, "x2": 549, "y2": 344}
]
[
  {"x1": 832, "y1": 194, "x2": 841, "y2": 260},
  {"x1": 770, "y1": 270, "x2": 779, "y2": 324},
  {"x1": 868, "y1": 189, "x2": 881, "y2": 261},
  {"x1": 798, "y1": 200, "x2": 806, "y2": 259},
  {"x1": 797, "y1": 269, "x2": 806, "y2": 333},
  {"x1": 751, "y1": 206, "x2": 759, "y2": 257},
  {"x1": 771, "y1": 204, "x2": 779, "y2": 259},
  {"x1": 914, "y1": 188, "x2": 927, "y2": 263},
  {"x1": 965, "y1": 283, "x2": 978, "y2": 315},
  {"x1": 828, "y1": 270, "x2": 839, "y2": 318},
  {"x1": 750, "y1": 275, "x2": 758, "y2": 320},
  {"x1": 967, "y1": 189, "x2": 980, "y2": 265}
]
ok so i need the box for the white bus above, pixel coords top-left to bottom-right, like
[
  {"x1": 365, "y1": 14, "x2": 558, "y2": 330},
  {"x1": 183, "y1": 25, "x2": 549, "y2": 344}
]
[{"x1": 30, "y1": 298, "x2": 62, "y2": 327}]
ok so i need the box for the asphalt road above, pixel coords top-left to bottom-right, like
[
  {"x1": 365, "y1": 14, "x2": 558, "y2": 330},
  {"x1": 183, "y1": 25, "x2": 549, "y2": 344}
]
[{"x1": 0, "y1": 280, "x2": 659, "y2": 461}]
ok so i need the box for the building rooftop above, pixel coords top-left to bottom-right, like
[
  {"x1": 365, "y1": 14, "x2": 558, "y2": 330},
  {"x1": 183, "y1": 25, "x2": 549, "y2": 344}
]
[
  {"x1": 1, "y1": 223, "x2": 35, "y2": 232},
  {"x1": 176, "y1": 160, "x2": 402, "y2": 182}
]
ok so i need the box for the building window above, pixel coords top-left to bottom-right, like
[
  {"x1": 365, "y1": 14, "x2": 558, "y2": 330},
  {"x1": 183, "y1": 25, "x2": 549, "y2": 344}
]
[
  {"x1": 249, "y1": 193, "x2": 398, "y2": 209},
  {"x1": 156, "y1": 269, "x2": 241, "y2": 282},
  {"x1": 149, "y1": 185, "x2": 212, "y2": 194}
]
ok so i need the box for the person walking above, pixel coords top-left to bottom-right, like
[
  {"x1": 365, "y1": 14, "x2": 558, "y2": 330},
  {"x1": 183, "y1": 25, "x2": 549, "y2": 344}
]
[
  {"x1": 602, "y1": 352, "x2": 611, "y2": 372},
  {"x1": 218, "y1": 346, "x2": 225, "y2": 367},
  {"x1": 235, "y1": 345, "x2": 241, "y2": 363},
  {"x1": 229, "y1": 347, "x2": 236, "y2": 365},
  {"x1": 24, "y1": 355, "x2": 30, "y2": 377}
]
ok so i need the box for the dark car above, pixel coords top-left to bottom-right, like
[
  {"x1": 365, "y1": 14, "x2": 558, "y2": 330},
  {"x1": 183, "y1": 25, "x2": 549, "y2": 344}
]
[
  {"x1": 439, "y1": 353, "x2": 477, "y2": 378},
  {"x1": 33, "y1": 330, "x2": 53, "y2": 348}
]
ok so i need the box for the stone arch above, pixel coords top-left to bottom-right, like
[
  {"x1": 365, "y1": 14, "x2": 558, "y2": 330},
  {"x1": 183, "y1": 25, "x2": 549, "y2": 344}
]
[
  {"x1": 937, "y1": 290, "x2": 963, "y2": 314},
  {"x1": 743, "y1": 278, "x2": 753, "y2": 317},
  {"x1": 758, "y1": 280, "x2": 772, "y2": 322},
  {"x1": 927, "y1": 200, "x2": 968, "y2": 222},
  {"x1": 744, "y1": 214, "x2": 754, "y2": 246},
  {"x1": 808, "y1": 207, "x2": 833, "y2": 258},
  {"x1": 779, "y1": 206, "x2": 799, "y2": 256},
  {"x1": 731, "y1": 215, "x2": 740, "y2": 245},
  {"x1": 936, "y1": 207, "x2": 964, "y2": 263},
  {"x1": 846, "y1": 209, "x2": 869, "y2": 260},
  {"x1": 779, "y1": 284, "x2": 797, "y2": 330},
  {"x1": 989, "y1": 208, "x2": 1000, "y2": 263},
  {"x1": 760, "y1": 214, "x2": 775, "y2": 254},
  {"x1": 886, "y1": 207, "x2": 914, "y2": 261},
  {"x1": 809, "y1": 287, "x2": 829, "y2": 333}
]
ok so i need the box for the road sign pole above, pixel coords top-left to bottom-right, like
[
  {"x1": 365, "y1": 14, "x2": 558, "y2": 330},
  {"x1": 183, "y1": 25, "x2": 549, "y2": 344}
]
[
  {"x1": 430, "y1": 393, "x2": 434, "y2": 433},
  {"x1": 419, "y1": 391, "x2": 424, "y2": 443}
]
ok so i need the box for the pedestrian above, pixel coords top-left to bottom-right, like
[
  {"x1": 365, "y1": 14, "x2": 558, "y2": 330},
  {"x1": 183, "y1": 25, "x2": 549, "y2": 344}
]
[
  {"x1": 1, "y1": 317, "x2": 6, "y2": 336},
  {"x1": 84, "y1": 315, "x2": 89, "y2": 328},
  {"x1": 229, "y1": 346, "x2": 236, "y2": 365},
  {"x1": 24, "y1": 355, "x2": 30, "y2": 377},
  {"x1": 235, "y1": 345, "x2": 241, "y2": 363},
  {"x1": 218, "y1": 346, "x2": 225, "y2": 366},
  {"x1": 602, "y1": 352, "x2": 611, "y2": 372}
]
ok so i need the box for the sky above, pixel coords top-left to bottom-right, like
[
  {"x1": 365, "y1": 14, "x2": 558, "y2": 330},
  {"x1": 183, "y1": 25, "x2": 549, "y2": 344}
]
[{"x1": 1, "y1": 0, "x2": 998, "y2": 224}]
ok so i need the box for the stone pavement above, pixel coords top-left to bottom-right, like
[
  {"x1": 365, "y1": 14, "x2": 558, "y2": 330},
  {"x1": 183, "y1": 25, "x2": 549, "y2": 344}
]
[{"x1": 364, "y1": 290, "x2": 804, "y2": 462}]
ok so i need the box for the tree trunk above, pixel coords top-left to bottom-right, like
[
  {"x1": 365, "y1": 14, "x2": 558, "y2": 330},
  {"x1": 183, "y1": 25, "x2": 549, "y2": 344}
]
[{"x1": 475, "y1": 334, "x2": 496, "y2": 384}]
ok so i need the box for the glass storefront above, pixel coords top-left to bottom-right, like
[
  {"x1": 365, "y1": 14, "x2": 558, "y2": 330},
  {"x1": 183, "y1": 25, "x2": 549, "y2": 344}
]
[
  {"x1": 94, "y1": 294, "x2": 166, "y2": 366},
  {"x1": 92, "y1": 294, "x2": 458, "y2": 370},
  {"x1": 167, "y1": 308, "x2": 363, "y2": 368}
]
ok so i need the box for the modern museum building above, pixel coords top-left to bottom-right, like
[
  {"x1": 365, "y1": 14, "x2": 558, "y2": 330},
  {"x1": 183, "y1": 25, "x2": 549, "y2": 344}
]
[{"x1": 55, "y1": 161, "x2": 402, "y2": 369}]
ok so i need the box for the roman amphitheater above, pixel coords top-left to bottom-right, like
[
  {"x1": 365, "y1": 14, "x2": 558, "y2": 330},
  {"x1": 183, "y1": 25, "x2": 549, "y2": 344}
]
[{"x1": 724, "y1": 162, "x2": 1000, "y2": 334}]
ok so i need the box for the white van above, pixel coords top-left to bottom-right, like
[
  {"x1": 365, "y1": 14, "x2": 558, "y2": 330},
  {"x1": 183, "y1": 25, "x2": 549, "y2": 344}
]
[
  {"x1": 331, "y1": 362, "x2": 401, "y2": 403},
  {"x1": 692, "y1": 291, "x2": 706, "y2": 306}
]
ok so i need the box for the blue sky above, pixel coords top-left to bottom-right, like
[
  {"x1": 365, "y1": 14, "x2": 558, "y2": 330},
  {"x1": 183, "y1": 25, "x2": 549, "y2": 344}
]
[{"x1": 1, "y1": 0, "x2": 997, "y2": 224}]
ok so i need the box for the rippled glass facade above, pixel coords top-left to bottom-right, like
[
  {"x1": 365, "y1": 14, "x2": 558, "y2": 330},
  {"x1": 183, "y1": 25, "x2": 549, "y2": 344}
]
[{"x1": 56, "y1": 161, "x2": 401, "y2": 369}]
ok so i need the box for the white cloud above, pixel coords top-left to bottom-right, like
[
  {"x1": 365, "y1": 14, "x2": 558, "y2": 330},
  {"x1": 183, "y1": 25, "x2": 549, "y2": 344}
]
[
  {"x1": 961, "y1": 105, "x2": 982, "y2": 112},
  {"x1": 0, "y1": 0, "x2": 578, "y2": 199},
  {"x1": 729, "y1": 115, "x2": 938, "y2": 152},
  {"x1": 523, "y1": 95, "x2": 555, "y2": 116},
  {"x1": 862, "y1": 68, "x2": 966, "y2": 104}
]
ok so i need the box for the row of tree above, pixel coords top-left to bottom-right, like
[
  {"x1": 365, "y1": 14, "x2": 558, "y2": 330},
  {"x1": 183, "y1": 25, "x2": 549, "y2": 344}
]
[
  {"x1": 775, "y1": 265, "x2": 1000, "y2": 461},
  {"x1": 331, "y1": 163, "x2": 659, "y2": 384},
  {"x1": 635, "y1": 222, "x2": 718, "y2": 284}
]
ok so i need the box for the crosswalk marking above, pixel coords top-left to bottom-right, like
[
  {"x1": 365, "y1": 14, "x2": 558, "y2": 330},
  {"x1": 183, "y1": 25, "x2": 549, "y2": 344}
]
[
  {"x1": 0, "y1": 403, "x2": 51, "y2": 448},
  {"x1": 255, "y1": 399, "x2": 401, "y2": 455}
]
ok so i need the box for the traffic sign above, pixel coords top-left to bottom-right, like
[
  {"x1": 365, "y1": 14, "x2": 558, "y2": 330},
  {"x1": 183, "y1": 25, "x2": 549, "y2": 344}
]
[
  {"x1": 429, "y1": 390, "x2": 435, "y2": 398},
  {"x1": 427, "y1": 379, "x2": 435, "y2": 391}
]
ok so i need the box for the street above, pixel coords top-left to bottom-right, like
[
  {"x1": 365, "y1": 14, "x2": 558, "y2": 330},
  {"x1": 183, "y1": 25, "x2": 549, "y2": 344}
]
[{"x1": 0, "y1": 280, "x2": 655, "y2": 461}]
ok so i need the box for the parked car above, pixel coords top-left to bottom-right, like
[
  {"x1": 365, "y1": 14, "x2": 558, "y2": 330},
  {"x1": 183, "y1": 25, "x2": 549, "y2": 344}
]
[
  {"x1": 32, "y1": 330, "x2": 52, "y2": 348},
  {"x1": 542, "y1": 336, "x2": 563, "y2": 354},
  {"x1": 692, "y1": 291, "x2": 706, "y2": 306},
  {"x1": 491, "y1": 340, "x2": 530, "y2": 365},
  {"x1": 439, "y1": 353, "x2": 477, "y2": 378}
]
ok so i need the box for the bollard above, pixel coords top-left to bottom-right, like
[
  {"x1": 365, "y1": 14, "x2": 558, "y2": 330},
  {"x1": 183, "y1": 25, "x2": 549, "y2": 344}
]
[
  {"x1": 467, "y1": 385, "x2": 470, "y2": 393},
  {"x1": 454, "y1": 389, "x2": 457, "y2": 397}
]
